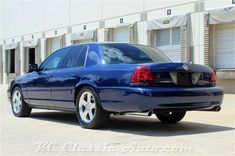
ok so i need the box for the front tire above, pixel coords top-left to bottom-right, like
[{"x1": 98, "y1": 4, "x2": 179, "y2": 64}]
[
  {"x1": 11, "y1": 87, "x2": 32, "y2": 117},
  {"x1": 75, "y1": 87, "x2": 110, "y2": 129},
  {"x1": 155, "y1": 111, "x2": 186, "y2": 123}
]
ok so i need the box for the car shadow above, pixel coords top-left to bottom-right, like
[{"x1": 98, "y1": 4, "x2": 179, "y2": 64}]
[
  {"x1": 30, "y1": 111, "x2": 78, "y2": 126},
  {"x1": 30, "y1": 111, "x2": 234, "y2": 137}
]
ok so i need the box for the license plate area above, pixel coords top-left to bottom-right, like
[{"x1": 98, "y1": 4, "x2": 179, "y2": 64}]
[
  {"x1": 177, "y1": 72, "x2": 192, "y2": 86},
  {"x1": 154, "y1": 72, "x2": 209, "y2": 87}
]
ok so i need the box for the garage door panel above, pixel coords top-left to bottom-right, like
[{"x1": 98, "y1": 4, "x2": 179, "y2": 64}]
[
  {"x1": 51, "y1": 37, "x2": 61, "y2": 53},
  {"x1": 216, "y1": 56, "x2": 235, "y2": 62},
  {"x1": 217, "y1": 48, "x2": 235, "y2": 53},
  {"x1": 216, "y1": 29, "x2": 235, "y2": 36},
  {"x1": 216, "y1": 36, "x2": 235, "y2": 43},
  {"x1": 217, "y1": 64, "x2": 234, "y2": 69},
  {"x1": 215, "y1": 23, "x2": 235, "y2": 69},
  {"x1": 113, "y1": 26, "x2": 129, "y2": 43},
  {"x1": 216, "y1": 53, "x2": 235, "y2": 58},
  {"x1": 158, "y1": 46, "x2": 181, "y2": 62},
  {"x1": 164, "y1": 52, "x2": 181, "y2": 62},
  {"x1": 216, "y1": 25, "x2": 235, "y2": 30},
  {"x1": 73, "y1": 39, "x2": 92, "y2": 44},
  {"x1": 217, "y1": 52, "x2": 235, "y2": 58},
  {"x1": 217, "y1": 44, "x2": 235, "y2": 49}
]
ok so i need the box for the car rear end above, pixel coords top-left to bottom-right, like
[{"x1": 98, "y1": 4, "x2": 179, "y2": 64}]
[
  {"x1": 129, "y1": 62, "x2": 223, "y2": 112},
  {"x1": 99, "y1": 43, "x2": 223, "y2": 113}
]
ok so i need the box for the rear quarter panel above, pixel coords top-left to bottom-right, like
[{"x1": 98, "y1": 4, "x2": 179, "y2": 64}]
[{"x1": 91, "y1": 64, "x2": 141, "y2": 112}]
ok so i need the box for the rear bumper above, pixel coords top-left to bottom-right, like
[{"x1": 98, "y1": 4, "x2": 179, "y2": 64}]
[{"x1": 98, "y1": 86, "x2": 224, "y2": 113}]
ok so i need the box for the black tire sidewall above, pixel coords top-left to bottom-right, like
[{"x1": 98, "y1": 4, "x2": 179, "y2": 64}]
[
  {"x1": 11, "y1": 87, "x2": 24, "y2": 116},
  {"x1": 156, "y1": 111, "x2": 186, "y2": 123},
  {"x1": 75, "y1": 87, "x2": 109, "y2": 129},
  {"x1": 11, "y1": 87, "x2": 31, "y2": 117}
]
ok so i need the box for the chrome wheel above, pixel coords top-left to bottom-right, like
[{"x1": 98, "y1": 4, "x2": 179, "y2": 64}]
[
  {"x1": 12, "y1": 90, "x2": 22, "y2": 114},
  {"x1": 79, "y1": 91, "x2": 96, "y2": 123}
]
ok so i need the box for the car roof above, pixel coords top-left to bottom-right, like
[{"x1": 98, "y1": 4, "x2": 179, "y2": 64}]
[{"x1": 63, "y1": 42, "x2": 145, "y2": 49}]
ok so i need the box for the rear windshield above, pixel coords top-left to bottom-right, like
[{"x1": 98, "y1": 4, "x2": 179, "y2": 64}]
[{"x1": 101, "y1": 43, "x2": 171, "y2": 64}]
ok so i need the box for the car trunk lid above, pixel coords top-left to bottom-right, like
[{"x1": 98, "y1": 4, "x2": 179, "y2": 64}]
[{"x1": 140, "y1": 63, "x2": 214, "y2": 87}]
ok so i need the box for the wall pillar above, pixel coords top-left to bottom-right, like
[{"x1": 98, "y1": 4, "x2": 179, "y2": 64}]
[
  {"x1": 137, "y1": 21, "x2": 148, "y2": 45},
  {"x1": 40, "y1": 38, "x2": 46, "y2": 61},
  {"x1": 65, "y1": 34, "x2": 72, "y2": 46},
  {"x1": 20, "y1": 42, "x2": 24, "y2": 75},
  {"x1": 204, "y1": 13, "x2": 209, "y2": 66},
  {"x1": 2, "y1": 45, "x2": 7, "y2": 84},
  {"x1": 97, "y1": 29, "x2": 106, "y2": 42},
  {"x1": 190, "y1": 12, "x2": 205, "y2": 65}
]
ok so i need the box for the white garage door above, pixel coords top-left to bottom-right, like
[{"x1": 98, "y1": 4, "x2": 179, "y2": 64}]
[
  {"x1": 113, "y1": 26, "x2": 129, "y2": 42},
  {"x1": 73, "y1": 39, "x2": 92, "y2": 44},
  {"x1": 154, "y1": 27, "x2": 181, "y2": 62},
  {"x1": 215, "y1": 23, "x2": 235, "y2": 69},
  {"x1": 157, "y1": 45, "x2": 181, "y2": 62},
  {"x1": 48, "y1": 37, "x2": 61, "y2": 55}
]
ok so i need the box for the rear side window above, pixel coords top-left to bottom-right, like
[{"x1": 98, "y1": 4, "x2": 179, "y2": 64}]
[
  {"x1": 101, "y1": 44, "x2": 171, "y2": 64},
  {"x1": 62, "y1": 46, "x2": 87, "y2": 68},
  {"x1": 40, "y1": 47, "x2": 70, "y2": 70}
]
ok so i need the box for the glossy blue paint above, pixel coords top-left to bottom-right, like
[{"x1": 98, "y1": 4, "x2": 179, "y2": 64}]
[
  {"x1": 98, "y1": 86, "x2": 223, "y2": 112},
  {"x1": 8, "y1": 43, "x2": 223, "y2": 113}
]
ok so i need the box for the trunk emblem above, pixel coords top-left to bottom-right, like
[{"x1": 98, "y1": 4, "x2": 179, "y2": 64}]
[{"x1": 183, "y1": 64, "x2": 189, "y2": 70}]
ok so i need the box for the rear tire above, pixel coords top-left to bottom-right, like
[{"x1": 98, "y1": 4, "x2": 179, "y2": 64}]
[
  {"x1": 11, "y1": 87, "x2": 32, "y2": 117},
  {"x1": 75, "y1": 87, "x2": 110, "y2": 129},
  {"x1": 155, "y1": 111, "x2": 186, "y2": 123}
]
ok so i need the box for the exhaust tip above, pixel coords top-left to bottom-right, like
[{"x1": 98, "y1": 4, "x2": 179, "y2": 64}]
[
  {"x1": 148, "y1": 111, "x2": 153, "y2": 116},
  {"x1": 215, "y1": 106, "x2": 221, "y2": 111}
]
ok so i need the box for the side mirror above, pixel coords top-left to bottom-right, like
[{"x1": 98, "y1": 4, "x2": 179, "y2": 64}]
[{"x1": 28, "y1": 64, "x2": 38, "y2": 72}]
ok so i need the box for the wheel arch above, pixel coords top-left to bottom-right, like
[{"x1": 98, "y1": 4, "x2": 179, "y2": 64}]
[
  {"x1": 11, "y1": 83, "x2": 21, "y2": 96},
  {"x1": 73, "y1": 81, "x2": 98, "y2": 106}
]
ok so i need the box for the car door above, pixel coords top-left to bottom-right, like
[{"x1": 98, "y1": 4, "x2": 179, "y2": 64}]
[
  {"x1": 26, "y1": 48, "x2": 70, "y2": 107},
  {"x1": 50, "y1": 45, "x2": 88, "y2": 109}
]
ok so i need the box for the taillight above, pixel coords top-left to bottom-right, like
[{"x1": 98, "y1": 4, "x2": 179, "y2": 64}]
[
  {"x1": 131, "y1": 66, "x2": 154, "y2": 83},
  {"x1": 210, "y1": 69, "x2": 216, "y2": 83}
]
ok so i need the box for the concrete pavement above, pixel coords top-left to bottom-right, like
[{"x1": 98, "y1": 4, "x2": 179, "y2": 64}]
[{"x1": 0, "y1": 85, "x2": 235, "y2": 156}]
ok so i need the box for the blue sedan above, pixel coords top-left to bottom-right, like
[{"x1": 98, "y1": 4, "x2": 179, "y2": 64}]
[{"x1": 7, "y1": 43, "x2": 223, "y2": 129}]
